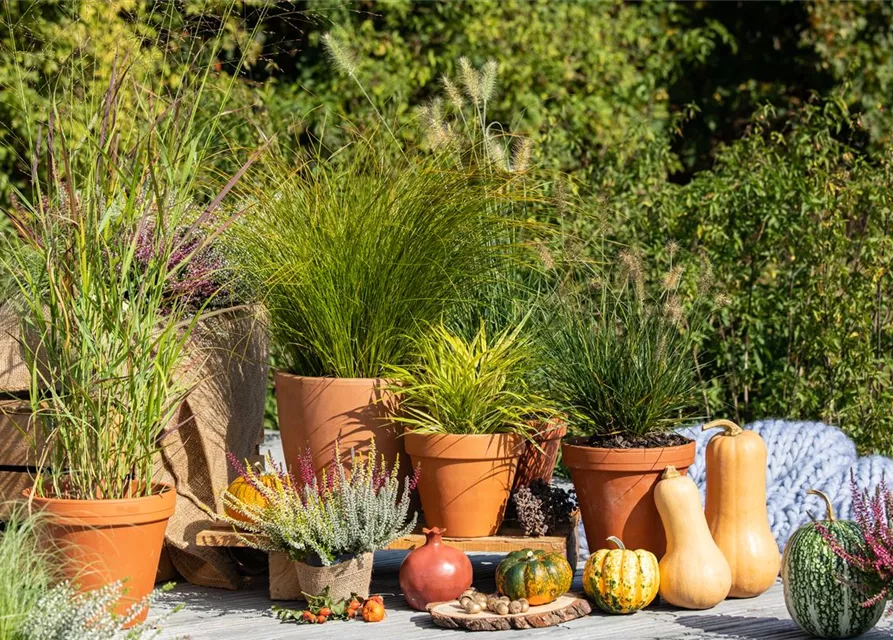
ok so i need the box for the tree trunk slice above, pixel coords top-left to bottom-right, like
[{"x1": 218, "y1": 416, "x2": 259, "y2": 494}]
[{"x1": 427, "y1": 593, "x2": 591, "y2": 631}]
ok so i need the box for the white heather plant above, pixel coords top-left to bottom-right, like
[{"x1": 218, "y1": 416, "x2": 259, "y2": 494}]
[
  {"x1": 20, "y1": 581, "x2": 179, "y2": 640},
  {"x1": 220, "y1": 440, "x2": 420, "y2": 565}
]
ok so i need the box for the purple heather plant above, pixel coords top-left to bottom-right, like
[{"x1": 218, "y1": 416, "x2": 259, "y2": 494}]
[
  {"x1": 818, "y1": 473, "x2": 893, "y2": 610},
  {"x1": 134, "y1": 224, "x2": 230, "y2": 312}
]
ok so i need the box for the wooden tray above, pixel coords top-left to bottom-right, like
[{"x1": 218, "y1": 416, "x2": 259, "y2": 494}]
[{"x1": 427, "y1": 593, "x2": 591, "y2": 631}]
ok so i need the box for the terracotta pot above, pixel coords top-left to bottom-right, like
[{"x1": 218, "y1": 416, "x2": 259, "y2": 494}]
[
  {"x1": 275, "y1": 373, "x2": 409, "y2": 480},
  {"x1": 405, "y1": 432, "x2": 523, "y2": 538},
  {"x1": 562, "y1": 438, "x2": 695, "y2": 558},
  {"x1": 26, "y1": 483, "x2": 176, "y2": 626},
  {"x1": 399, "y1": 527, "x2": 473, "y2": 611},
  {"x1": 513, "y1": 419, "x2": 567, "y2": 490}
]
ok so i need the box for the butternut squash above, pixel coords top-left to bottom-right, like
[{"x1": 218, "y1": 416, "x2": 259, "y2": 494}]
[
  {"x1": 703, "y1": 419, "x2": 780, "y2": 598},
  {"x1": 655, "y1": 465, "x2": 731, "y2": 610}
]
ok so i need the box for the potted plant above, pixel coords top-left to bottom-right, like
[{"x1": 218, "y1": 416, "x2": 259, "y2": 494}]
[
  {"x1": 1, "y1": 70, "x2": 257, "y2": 623},
  {"x1": 219, "y1": 440, "x2": 419, "y2": 601},
  {"x1": 545, "y1": 253, "x2": 705, "y2": 557},
  {"x1": 228, "y1": 145, "x2": 528, "y2": 481},
  {"x1": 388, "y1": 321, "x2": 551, "y2": 537}
]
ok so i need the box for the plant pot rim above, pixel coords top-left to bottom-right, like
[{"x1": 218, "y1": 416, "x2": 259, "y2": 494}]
[
  {"x1": 274, "y1": 371, "x2": 391, "y2": 385},
  {"x1": 23, "y1": 482, "x2": 177, "y2": 526},
  {"x1": 561, "y1": 438, "x2": 695, "y2": 472},
  {"x1": 404, "y1": 431, "x2": 524, "y2": 459}
]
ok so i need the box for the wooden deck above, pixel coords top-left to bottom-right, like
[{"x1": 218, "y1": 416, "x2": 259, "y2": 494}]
[{"x1": 149, "y1": 551, "x2": 893, "y2": 639}]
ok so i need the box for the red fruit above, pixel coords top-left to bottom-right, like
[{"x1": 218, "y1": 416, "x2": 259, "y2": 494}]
[
  {"x1": 301, "y1": 611, "x2": 315, "y2": 623},
  {"x1": 317, "y1": 614, "x2": 327, "y2": 624},
  {"x1": 319, "y1": 607, "x2": 332, "y2": 617}
]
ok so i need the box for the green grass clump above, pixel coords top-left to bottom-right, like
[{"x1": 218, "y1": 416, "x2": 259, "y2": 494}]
[
  {"x1": 229, "y1": 142, "x2": 536, "y2": 379},
  {"x1": 388, "y1": 321, "x2": 550, "y2": 436},
  {"x1": 0, "y1": 507, "x2": 54, "y2": 639}
]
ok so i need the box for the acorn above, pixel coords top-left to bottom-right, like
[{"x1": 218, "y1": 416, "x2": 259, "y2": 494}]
[
  {"x1": 519, "y1": 598, "x2": 530, "y2": 613},
  {"x1": 459, "y1": 596, "x2": 472, "y2": 608},
  {"x1": 473, "y1": 592, "x2": 488, "y2": 606},
  {"x1": 464, "y1": 601, "x2": 482, "y2": 615},
  {"x1": 495, "y1": 602, "x2": 510, "y2": 616},
  {"x1": 509, "y1": 600, "x2": 523, "y2": 614}
]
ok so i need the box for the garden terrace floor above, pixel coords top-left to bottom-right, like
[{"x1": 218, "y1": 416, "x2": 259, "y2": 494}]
[{"x1": 151, "y1": 551, "x2": 893, "y2": 640}]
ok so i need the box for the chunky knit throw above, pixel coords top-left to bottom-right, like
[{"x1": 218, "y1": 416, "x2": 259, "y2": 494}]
[{"x1": 576, "y1": 419, "x2": 893, "y2": 558}]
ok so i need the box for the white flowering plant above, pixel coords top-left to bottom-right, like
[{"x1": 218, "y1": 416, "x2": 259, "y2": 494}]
[{"x1": 220, "y1": 440, "x2": 420, "y2": 566}]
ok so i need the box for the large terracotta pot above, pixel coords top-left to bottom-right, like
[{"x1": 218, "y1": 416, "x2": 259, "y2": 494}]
[
  {"x1": 26, "y1": 483, "x2": 176, "y2": 626},
  {"x1": 405, "y1": 432, "x2": 523, "y2": 538},
  {"x1": 562, "y1": 438, "x2": 695, "y2": 558},
  {"x1": 399, "y1": 527, "x2": 473, "y2": 610},
  {"x1": 513, "y1": 419, "x2": 567, "y2": 490},
  {"x1": 275, "y1": 373, "x2": 409, "y2": 480}
]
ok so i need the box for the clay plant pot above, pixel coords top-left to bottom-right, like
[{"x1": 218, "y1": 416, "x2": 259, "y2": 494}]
[
  {"x1": 399, "y1": 527, "x2": 473, "y2": 611},
  {"x1": 25, "y1": 483, "x2": 176, "y2": 626},
  {"x1": 405, "y1": 432, "x2": 523, "y2": 538},
  {"x1": 512, "y1": 419, "x2": 567, "y2": 490},
  {"x1": 275, "y1": 373, "x2": 409, "y2": 480},
  {"x1": 562, "y1": 438, "x2": 695, "y2": 558}
]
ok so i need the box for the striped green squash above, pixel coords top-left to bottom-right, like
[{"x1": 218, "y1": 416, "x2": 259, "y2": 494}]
[
  {"x1": 781, "y1": 490, "x2": 885, "y2": 638},
  {"x1": 495, "y1": 549, "x2": 573, "y2": 606}
]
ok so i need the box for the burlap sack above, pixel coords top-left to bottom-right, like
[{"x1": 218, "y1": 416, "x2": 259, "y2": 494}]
[
  {"x1": 155, "y1": 306, "x2": 269, "y2": 589},
  {"x1": 0, "y1": 302, "x2": 30, "y2": 393},
  {"x1": 293, "y1": 553, "x2": 374, "y2": 601}
]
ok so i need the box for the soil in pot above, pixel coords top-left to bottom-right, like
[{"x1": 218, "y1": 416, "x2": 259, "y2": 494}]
[
  {"x1": 513, "y1": 418, "x2": 567, "y2": 490},
  {"x1": 26, "y1": 483, "x2": 176, "y2": 626},
  {"x1": 275, "y1": 373, "x2": 410, "y2": 481},
  {"x1": 405, "y1": 432, "x2": 523, "y2": 538},
  {"x1": 562, "y1": 435, "x2": 694, "y2": 558}
]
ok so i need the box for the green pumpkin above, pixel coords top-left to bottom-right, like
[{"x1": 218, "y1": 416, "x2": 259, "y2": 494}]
[
  {"x1": 782, "y1": 490, "x2": 885, "y2": 638},
  {"x1": 495, "y1": 549, "x2": 573, "y2": 606}
]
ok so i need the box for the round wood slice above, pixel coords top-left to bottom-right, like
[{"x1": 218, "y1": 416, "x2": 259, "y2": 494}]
[{"x1": 426, "y1": 593, "x2": 591, "y2": 631}]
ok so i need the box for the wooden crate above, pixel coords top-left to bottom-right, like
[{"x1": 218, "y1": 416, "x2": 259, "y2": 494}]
[
  {"x1": 196, "y1": 513, "x2": 580, "y2": 600},
  {"x1": 0, "y1": 400, "x2": 35, "y2": 519}
]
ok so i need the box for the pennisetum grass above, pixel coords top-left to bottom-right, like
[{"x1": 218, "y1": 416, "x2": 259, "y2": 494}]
[{"x1": 0, "y1": 506, "x2": 54, "y2": 639}]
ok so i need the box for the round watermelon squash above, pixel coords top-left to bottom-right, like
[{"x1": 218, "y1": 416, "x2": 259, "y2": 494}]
[
  {"x1": 781, "y1": 490, "x2": 885, "y2": 638},
  {"x1": 495, "y1": 549, "x2": 573, "y2": 606}
]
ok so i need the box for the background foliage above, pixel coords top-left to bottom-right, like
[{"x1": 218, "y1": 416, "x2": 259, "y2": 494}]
[{"x1": 3, "y1": 0, "x2": 893, "y2": 453}]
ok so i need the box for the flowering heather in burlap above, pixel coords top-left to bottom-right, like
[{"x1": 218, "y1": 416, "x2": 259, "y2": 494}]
[{"x1": 222, "y1": 440, "x2": 420, "y2": 565}]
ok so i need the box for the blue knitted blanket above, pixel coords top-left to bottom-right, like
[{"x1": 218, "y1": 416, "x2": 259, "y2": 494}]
[{"x1": 577, "y1": 419, "x2": 892, "y2": 557}]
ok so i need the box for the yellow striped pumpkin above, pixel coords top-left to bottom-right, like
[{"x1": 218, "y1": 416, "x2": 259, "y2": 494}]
[{"x1": 583, "y1": 536, "x2": 660, "y2": 614}]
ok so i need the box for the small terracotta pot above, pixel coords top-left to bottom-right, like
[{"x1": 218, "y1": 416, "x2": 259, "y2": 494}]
[
  {"x1": 513, "y1": 419, "x2": 567, "y2": 490},
  {"x1": 399, "y1": 527, "x2": 473, "y2": 611},
  {"x1": 275, "y1": 373, "x2": 409, "y2": 480},
  {"x1": 26, "y1": 483, "x2": 176, "y2": 626},
  {"x1": 562, "y1": 438, "x2": 695, "y2": 558},
  {"x1": 405, "y1": 432, "x2": 523, "y2": 538}
]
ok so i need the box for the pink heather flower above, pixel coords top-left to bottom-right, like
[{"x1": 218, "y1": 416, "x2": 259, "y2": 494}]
[{"x1": 819, "y1": 472, "x2": 893, "y2": 610}]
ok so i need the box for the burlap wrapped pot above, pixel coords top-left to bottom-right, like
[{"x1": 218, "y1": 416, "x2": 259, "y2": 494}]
[{"x1": 294, "y1": 552, "x2": 374, "y2": 601}]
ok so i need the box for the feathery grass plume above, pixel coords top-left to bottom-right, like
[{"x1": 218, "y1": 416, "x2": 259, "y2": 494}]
[
  {"x1": 219, "y1": 443, "x2": 419, "y2": 565},
  {"x1": 663, "y1": 264, "x2": 684, "y2": 291},
  {"x1": 666, "y1": 240, "x2": 680, "y2": 258},
  {"x1": 443, "y1": 74, "x2": 465, "y2": 111},
  {"x1": 458, "y1": 56, "x2": 482, "y2": 106},
  {"x1": 480, "y1": 60, "x2": 498, "y2": 104},
  {"x1": 485, "y1": 129, "x2": 509, "y2": 168},
  {"x1": 386, "y1": 321, "x2": 553, "y2": 436},
  {"x1": 321, "y1": 32, "x2": 358, "y2": 77},
  {"x1": 512, "y1": 137, "x2": 532, "y2": 173},
  {"x1": 227, "y1": 138, "x2": 536, "y2": 378}
]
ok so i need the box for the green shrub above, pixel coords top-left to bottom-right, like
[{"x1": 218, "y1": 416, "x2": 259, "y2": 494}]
[{"x1": 620, "y1": 101, "x2": 893, "y2": 454}]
